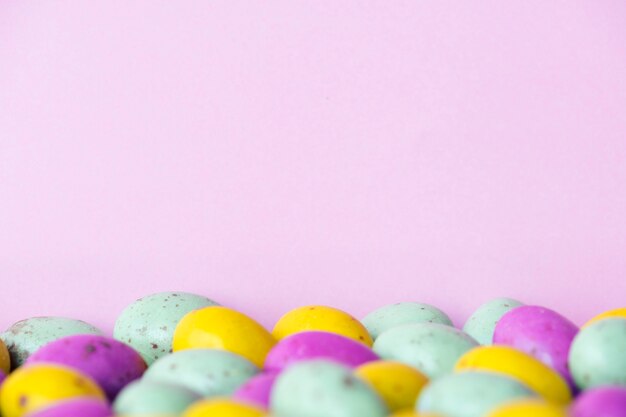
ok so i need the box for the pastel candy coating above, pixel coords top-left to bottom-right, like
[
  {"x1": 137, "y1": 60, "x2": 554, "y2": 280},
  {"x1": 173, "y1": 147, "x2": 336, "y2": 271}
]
[
  {"x1": 486, "y1": 399, "x2": 568, "y2": 417},
  {"x1": 113, "y1": 381, "x2": 202, "y2": 415},
  {"x1": 463, "y1": 298, "x2": 523, "y2": 345},
  {"x1": 26, "y1": 334, "x2": 146, "y2": 400},
  {"x1": 114, "y1": 291, "x2": 218, "y2": 365},
  {"x1": 233, "y1": 372, "x2": 278, "y2": 408},
  {"x1": 571, "y1": 386, "x2": 626, "y2": 417},
  {"x1": 0, "y1": 317, "x2": 102, "y2": 369},
  {"x1": 493, "y1": 306, "x2": 578, "y2": 385},
  {"x1": 143, "y1": 348, "x2": 258, "y2": 397},
  {"x1": 417, "y1": 371, "x2": 536, "y2": 417},
  {"x1": 270, "y1": 359, "x2": 388, "y2": 417},
  {"x1": 584, "y1": 307, "x2": 626, "y2": 327},
  {"x1": 26, "y1": 399, "x2": 111, "y2": 417},
  {"x1": 183, "y1": 398, "x2": 267, "y2": 417},
  {"x1": 363, "y1": 303, "x2": 453, "y2": 340},
  {"x1": 373, "y1": 323, "x2": 478, "y2": 378},
  {"x1": 264, "y1": 331, "x2": 378, "y2": 372},
  {"x1": 569, "y1": 318, "x2": 626, "y2": 389}
]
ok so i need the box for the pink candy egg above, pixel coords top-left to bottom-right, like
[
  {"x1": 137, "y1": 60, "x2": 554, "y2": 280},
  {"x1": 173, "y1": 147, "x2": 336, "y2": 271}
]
[
  {"x1": 571, "y1": 386, "x2": 626, "y2": 417},
  {"x1": 25, "y1": 399, "x2": 111, "y2": 417},
  {"x1": 233, "y1": 371, "x2": 278, "y2": 408}
]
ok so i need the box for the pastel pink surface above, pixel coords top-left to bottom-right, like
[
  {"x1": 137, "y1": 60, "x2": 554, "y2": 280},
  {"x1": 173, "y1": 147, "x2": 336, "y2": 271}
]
[
  {"x1": 1, "y1": 2, "x2": 626, "y2": 331},
  {"x1": 233, "y1": 372, "x2": 278, "y2": 409},
  {"x1": 26, "y1": 399, "x2": 111, "y2": 417}
]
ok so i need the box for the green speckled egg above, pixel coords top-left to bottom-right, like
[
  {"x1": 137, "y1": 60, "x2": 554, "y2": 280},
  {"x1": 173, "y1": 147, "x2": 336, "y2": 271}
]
[
  {"x1": 462, "y1": 298, "x2": 524, "y2": 345},
  {"x1": 0, "y1": 317, "x2": 102, "y2": 369},
  {"x1": 113, "y1": 291, "x2": 218, "y2": 365},
  {"x1": 569, "y1": 317, "x2": 626, "y2": 389},
  {"x1": 362, "y1": 303, "x2": 453, "y2": 340},
  {"x1": 417, "y1": 371, "x2": 537, "y2": 417},
  {"x1": 113, "y1": 380, "x2": 202, "y2": 415},
  {"x1": 271, "y1": 359, "x2": 388, "y2": 417},
  {"x1": 373, "y1": 323, "x2": 478, "y2": 378},
  {"x1": 143, "y1": 348, "x2": 258, "y2": 397}
]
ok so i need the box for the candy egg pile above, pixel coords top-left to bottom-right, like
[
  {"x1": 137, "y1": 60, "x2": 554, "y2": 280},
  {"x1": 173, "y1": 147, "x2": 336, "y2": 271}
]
[{"x1": 1, "y1": 293, "x2": 626, "y2": 417}]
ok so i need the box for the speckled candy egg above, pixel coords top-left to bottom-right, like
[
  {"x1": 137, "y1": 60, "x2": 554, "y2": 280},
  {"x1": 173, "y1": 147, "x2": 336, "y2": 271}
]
[
  {"x1": 0, "y1": 317, "x2": 102, "y2": 369},
  {"x1": 271, "y1": 359, "x2": 388, "y2": 417},
  {"x1": 417, "y1": 371, "x2": 536, "y2": 417},
  {"x1": 233, "y1": 372, "x2": 278, "y2": 408},
  {"x1": 264, "y1": 331, "x2": 378, "y2": 371},
  {"x1": 114, "y1": 291, "x2": 218, "y2": 365},
  {"x1": 26, "y1": 399, "x2": 111, "y2": 417},
  {"x1": 362, "y1": 303, "x2": 453, "y2": 340},
  {"x1": 373, "y1": 323, "x2": 478, "y2": 378},
  {"x1": 493, "y1": 306, "x2": 578, "y2": 385},
  {"x1": 143, "y1": 348, "x2": 258, "y2": 397},
  {"x1": 463, "y1": 298, "x2": 523, "y2": 345},
  {"x1": 26, "y1": 334, "x2": 146, "y2": 400},
  {"x1": 569, "y1": 318, "x2": 626, "y2": 389},
  {"x1": 113, "y1": 381, "x2": 202, "y2": 415},
  {"x1": 571, "y1": 386, "x2": 626, "y2": 417}
]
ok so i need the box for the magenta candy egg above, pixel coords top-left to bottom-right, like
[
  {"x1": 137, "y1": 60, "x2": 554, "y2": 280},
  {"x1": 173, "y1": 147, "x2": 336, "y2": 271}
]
[
  {"x1": 233, "y1": 371, "x2": 278, "y2": 408},
  {"x1": 571, "y1": 386, "x2": 626, "y2": 417},
  {"x1": 264, "y1": 331, "x2": 378, "y2": 372},
  {"x1": 26, "y1": 334, "x2": 147, "y2": 400},
  {"x1": 26, "y1": 399, "x2": 111, "y2": 417},
  {"x1": 0, "y1": 370, "x2": 5, "y2": 386}
]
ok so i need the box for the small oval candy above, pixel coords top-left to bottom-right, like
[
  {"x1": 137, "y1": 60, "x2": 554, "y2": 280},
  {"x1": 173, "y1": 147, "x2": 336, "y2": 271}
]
[
  {"x1": 25, "y1": 399, "x2": 111, "y2": 417},
  {"x1": 26, "y1": 334, "x2": 146, "y2": 400},
  {"x1": 373, "y1": 323, "x2": 478, "y2": 378},
  {"x1": 569, "y1": 318, "x2": 626, "y2": 389},
  {"x1": 0, "y1": 317, "x2": 102, "y2": 368},
  {"x1": 388, "y1": 412, "x2": 444, "y2": 417},
  {"x1": 0, "y1": 364, "x2": 106, "y2": 417},
  {"x1": 571, "y1": 386, "x2": 626, "y2": 417},
  {"x1": 173, "y1": 306, "x2": 275, "y2": 368},
  {"x1": 355, "y1": 360, "x2": 428, "y2": 412},
  {"x1": 114, "y1": 291, "x2": 218, "y2": 365},
  {"x1": 233, "y1": 372, "x2": 278, "y2": 408},
  {"x1": 182, "y1": 398, "x2": 267, "y2": 417},
  {"x1": 485, "y1": 399, "x2": 568, "y2": 417},
  {"x1": 363, "y1": 303, "x2": 453, "y2": 340},
  {"x1": 264, "y1": 331, "x2": 378, "y2": 371},
  {"x1": 113, "y1": 381, "x2": 202, "y2": 415},
  {"x1": 584, "y1": 307, "x2": 626, "y2": 327},
  {"x1": 417, "y1": 371, "x2": 536, "y2": 417},
  {"x1": 273, "y1": 305, "x2": 373, "y2": 346},
  {"x1": 143, "y1": 348, "x2": 258, "y2": 397},
  {"x1": 0, "y1": 339, "x2": 10, "y2": 374},
  {"x1": 455, "y1": 346, "x2": 571, "y2": 404},
  {"x1": 463, "y1": 298, "x2": 523, "y2": 345},
  {"x1": 493, "y1": 306, "x2": 578, "y2": 384},
  {"x1": 271, "y1": 359, "x2": 388, "y2": 417}
]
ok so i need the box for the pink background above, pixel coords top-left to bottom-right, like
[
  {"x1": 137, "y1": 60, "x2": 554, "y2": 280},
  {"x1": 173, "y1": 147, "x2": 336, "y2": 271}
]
[{"x1": 1, "y1": 1, "x2": 626, "y2": 332}]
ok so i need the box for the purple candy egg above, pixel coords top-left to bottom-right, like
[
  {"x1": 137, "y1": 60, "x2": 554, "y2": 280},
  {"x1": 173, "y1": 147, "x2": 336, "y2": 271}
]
[
  {"x1": 493, "y1": 305, "x2": 578, "y2": 386},
  {"x1": 26, "y1": 334, "x2": 147, "y2": 400},
  {"x1": 233, "y1": 371, "x2": 278, "y2": 408},
  {"x1": 264, "y1": 331, "x2": 378, "y2": 372},
  {"x1": 27, "y1": 399, "x2": 111, "y2": 417},
  {"x1": 0, "y1": 370, "x2": 5, "y2": 386},
  {"x1": 571, "y1": 386, "x2": 626, "y2": 417}
]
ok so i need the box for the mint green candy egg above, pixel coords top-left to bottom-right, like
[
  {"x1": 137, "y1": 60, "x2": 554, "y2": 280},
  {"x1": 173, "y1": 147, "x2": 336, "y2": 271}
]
[
  {"x1": 362, "y1": 302, "x2": 453, "y2": 340},
  {"x1": 463, "y1": 297, "x2": 524, "y2": 345},
  {"x1": 113, "y1": 380, "x2": 202, "y2": 415}
]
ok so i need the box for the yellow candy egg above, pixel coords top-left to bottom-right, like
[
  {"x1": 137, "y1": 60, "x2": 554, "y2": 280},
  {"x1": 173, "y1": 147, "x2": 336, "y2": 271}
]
[
  {"x1": 172, "y1": 306, "x2": 276, "y2": 368},
  {"x1": 455, "y1": 345, "x2": 571, "y2": 405},
  {"x1": 0, "y1": 364, "x2": 106, "y2": 417},
  {"x1": 0, "y1": 339, "x2": 10, "y2": 374},
  {"x1": 272, "y1": 305, "x2": 373, "y2": 346},
  {"x1": 388, "y1": 411, "x2": 444, "y2": 417},
  {"x1": 584, "y1": 307, "x2": 626, "y2": 327},
  {"x1": 182, "y1": 398, "x2": 267, "y2": 417},
  {"x1": 486, "y1": 399, "x2": 569, "y2": 417},
  {"x1": 354, "y1": 360, "x2": 428, "y2": 412}
]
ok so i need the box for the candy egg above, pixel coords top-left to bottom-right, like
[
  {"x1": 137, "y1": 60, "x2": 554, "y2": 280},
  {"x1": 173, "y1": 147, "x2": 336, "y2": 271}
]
[
  {"x1": 0, "y1": 364, "x2": 106, "y2": 417},
  {"x1": 270, "y1": 359, "x2": 388, "y2": 417},
  {"x1": 0, "y1": 317, "x2": 102, "y2": 368},
  {"x1": 182, "y1": 398, "x2": 267, "y2": 417},
  {"x1": 273, "y1": 305, "x2": 373, "y2": 346},
  {"x1": 0, "y1": 339, "x2": 10, "y2": 374},
  {"x1": 362, "y1": 303, "x2": 453, "y2": 340},
  {"x1": 172, "y1": 306, "x2": 275, "y2": 368},
  {"x1": 233, "y1": 372, "x2": 278, "y2": 409},
  {"x1": 25, "y1": 399, "x2": 112, "y2": 417},
  {"x1": 455, "y1": 346, "x2": 571, "y2": 404},
  {"x1": 462, "y1": 298, "x2": 523, "y2": 345},
  {"x1": 485, "y1": 399, "x2": 568, "y2": 417},
  {"x1": 26, "y1": 334, "x2": 146, "y2": 400},
  {"x1": 416, "y1": 371, "x2": 536, "y2": 417},
  {"x1": 569, "y1": 318, "x2": 626, "y2": 389},
  {"x1": 114, "y1": 291, "x2": 218, "y2": 365},
  {"x1": 493, "y1": 306, "x2": 578, "y2": 385},
  {"x1": 373, "y1": 323, "x2": 478, "y2": 378},
  {"x1": 584, "y1": 307, "x2": 626, "y2": 327},
  {"x1": 113, "y1": 381, "x2": 202, "y2": 415},
  {"x1": 388, "y1": 412, "x2": 443, "y2": 417},
  {"x1": 570, "y1": 386, "x2": 626, "y2": 417},
  {"x1": 143, "y1": 348, "x2": 258, "y2": 397},
  {"x1": 354, "y1": 360, "x2": 429, "y2": 412},
  {"x1": 264, "y1": 331, "x2": 378, "y2": 371}
]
